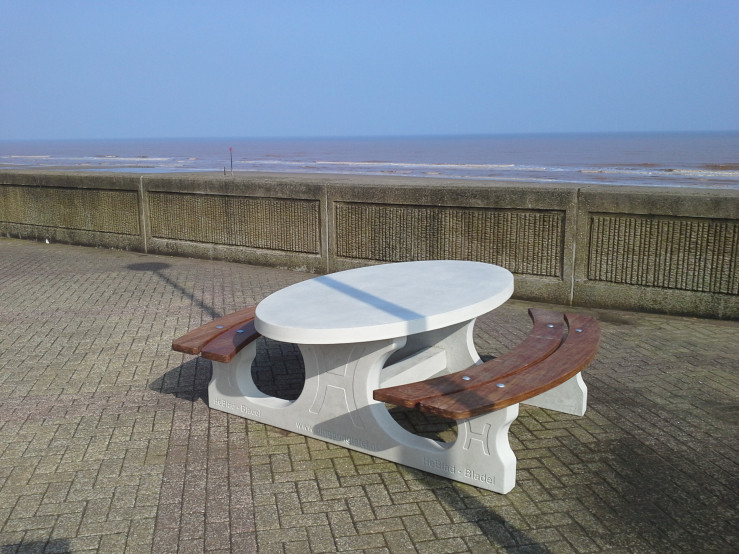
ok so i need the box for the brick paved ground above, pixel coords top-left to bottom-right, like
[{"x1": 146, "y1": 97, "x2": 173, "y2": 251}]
[{"x1": 0, "y1": 238, "x2": 736, "y2": 553}]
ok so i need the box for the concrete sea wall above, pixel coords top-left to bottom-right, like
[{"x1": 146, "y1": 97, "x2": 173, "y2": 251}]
[{"x1": 1, "y1": 170, "x2": 736, "y2": 319}]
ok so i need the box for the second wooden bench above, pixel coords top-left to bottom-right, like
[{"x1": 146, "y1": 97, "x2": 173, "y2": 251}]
[{"x1": 374, "y1": 308, "x2": 600, "y2": 420}]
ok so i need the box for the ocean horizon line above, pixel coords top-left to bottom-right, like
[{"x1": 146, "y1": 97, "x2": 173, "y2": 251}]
[
  {"x1": 2, "y1": 132, "x2": 737, "y2": 189},
  {"x1": 3, "y1": 129, "x2": 739, "y2": 143}
]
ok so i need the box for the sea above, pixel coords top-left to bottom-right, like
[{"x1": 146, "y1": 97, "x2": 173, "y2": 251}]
[{"x1": 1, "y1": 132, "x2": 738, "y2": 189}]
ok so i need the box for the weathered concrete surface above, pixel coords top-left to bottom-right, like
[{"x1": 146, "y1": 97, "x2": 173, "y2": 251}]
[
  {"x1": 0, "y1": 238, "x2": 736, "y2": 553},
  {"x1": 2, "y1": 170, "x2": 737, "y2": 319}
]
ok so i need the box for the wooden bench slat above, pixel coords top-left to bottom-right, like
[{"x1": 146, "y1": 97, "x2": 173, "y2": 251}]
[
  {"x1": 172, "y1": 305, "x2": 257, "y2": 355},
  {"x1": 418, "y1": 313, "x2": 600, "y2": 419},
  {"x1": 200, "y1": 319, "x2": 261, "y2": 363},
  {"x1": 373, "y1": 308, "x2": 567, "y2": 408}
]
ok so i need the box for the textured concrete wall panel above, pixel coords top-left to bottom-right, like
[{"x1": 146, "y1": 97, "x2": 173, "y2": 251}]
[
  {"x1": 147, "y1": 192, "x2": 320, "y2": 254},
  {"x1": 588, "y1": 214, "x2": 738, "y2": 295},
  {"x1": 335, "y1": 202, "x2": 565, "y2": 277},
  {"x1": 0, "y1": 185, "x2": 139, "y2": 235}
]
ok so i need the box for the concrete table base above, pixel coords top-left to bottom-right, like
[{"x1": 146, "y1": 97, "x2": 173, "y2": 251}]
[{"x1": 204, "y1": 322, "x2": 583, "y2": 494}]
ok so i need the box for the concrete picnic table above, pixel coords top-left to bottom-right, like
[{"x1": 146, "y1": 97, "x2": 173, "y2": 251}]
[{"x1": 207, "y1": 260, "x2": 524, "y2": 492}]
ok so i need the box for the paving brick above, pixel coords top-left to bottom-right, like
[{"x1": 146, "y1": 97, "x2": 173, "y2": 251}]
[
  {"x1": 306, "y1": 524, "x2": 337, "y2": 553},
  {"x1": 401, "y1": 514, "x2": 433, "y2": 543},
  {"x1": 333, "y1": 531, "x2": 389, "y2": 551}
]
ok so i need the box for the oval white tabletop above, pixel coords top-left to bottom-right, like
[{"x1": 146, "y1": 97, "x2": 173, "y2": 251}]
[{"x1": 255, "y1": 260, "x2": 514, "y2": 344}]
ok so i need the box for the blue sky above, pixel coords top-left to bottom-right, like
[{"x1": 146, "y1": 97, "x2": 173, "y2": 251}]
[{"x1": 2, "y1": 1, "x2": 738, "y2": 140}]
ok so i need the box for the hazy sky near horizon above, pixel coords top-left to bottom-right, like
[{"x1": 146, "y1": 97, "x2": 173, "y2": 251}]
[{"x1": 2, "y1": 1, "x2": 738, "y2": 140}]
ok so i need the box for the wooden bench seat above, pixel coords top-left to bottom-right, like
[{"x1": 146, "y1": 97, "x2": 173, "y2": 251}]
[
  {"x1": 172, "y1": 305, "x2": 261, "y2": 363},
  {"x1": 374, "y1": 308, "x2": 600, "y2": 420}
]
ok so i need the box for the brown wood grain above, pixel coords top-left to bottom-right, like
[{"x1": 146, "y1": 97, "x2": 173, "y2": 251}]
[
  {"x1": 373, "y1": 308, "x2": 567, "y2": 407},
  {"x1": 200, "y1": 319, "x2": 261, "y2": 363},
  {"x1": 419, "y1": 313, "x2": 600, "y2": 419},
  {"x1": 171, "y1": 305, "x2": 257, "y2": 355}
]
